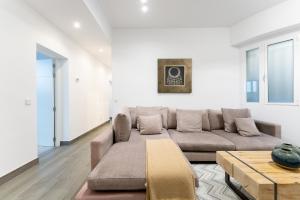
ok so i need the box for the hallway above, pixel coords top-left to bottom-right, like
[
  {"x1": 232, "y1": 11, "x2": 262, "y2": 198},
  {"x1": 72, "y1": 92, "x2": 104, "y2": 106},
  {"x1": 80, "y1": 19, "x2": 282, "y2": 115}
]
[{"x1": 0, "y1": 123, "x2": 111, "y2": 200}]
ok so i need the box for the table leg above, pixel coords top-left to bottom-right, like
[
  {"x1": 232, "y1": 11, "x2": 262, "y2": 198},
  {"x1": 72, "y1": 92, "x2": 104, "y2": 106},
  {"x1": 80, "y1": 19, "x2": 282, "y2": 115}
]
[{"x1": 225, "y1": 173, "x2": 250, "y2": 200}]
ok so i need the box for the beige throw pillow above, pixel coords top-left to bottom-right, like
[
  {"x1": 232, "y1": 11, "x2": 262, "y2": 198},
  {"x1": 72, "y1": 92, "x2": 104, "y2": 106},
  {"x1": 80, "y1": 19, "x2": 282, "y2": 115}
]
[
  {"x1": 235, "y1": 118, "x2": 261, "y2": 137},
  {"x1": 137, "y1": 115, "x2": 163, "y2": 135},
  {"x1": 176, "y1": 109, "x2": 203, "y2": 132},
  {"x1": 136, "y1": 106, "x2": 168, "y2": 128},
  {"x1": 222, "y1": 108, "x2": 251, "y2": 133}
]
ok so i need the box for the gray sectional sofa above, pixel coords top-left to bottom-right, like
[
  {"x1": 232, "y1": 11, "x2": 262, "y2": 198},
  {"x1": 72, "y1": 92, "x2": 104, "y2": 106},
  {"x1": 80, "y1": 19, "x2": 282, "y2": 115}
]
[{"x1": 77, "y1": 107, "x2": 282, "y2": 200}]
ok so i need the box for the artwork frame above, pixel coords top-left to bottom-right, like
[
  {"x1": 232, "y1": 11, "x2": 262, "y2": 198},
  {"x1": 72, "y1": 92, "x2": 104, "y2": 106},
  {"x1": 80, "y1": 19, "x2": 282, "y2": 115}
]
[{"x1": 158, "y1": 59, "x2": 192, "y2": 93}]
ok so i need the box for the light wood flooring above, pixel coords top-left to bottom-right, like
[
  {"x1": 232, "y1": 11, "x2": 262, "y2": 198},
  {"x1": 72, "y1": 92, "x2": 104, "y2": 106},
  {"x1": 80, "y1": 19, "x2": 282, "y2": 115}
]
[{"x1": 0, "y1": 122, "x2": 111, "y2": 200}]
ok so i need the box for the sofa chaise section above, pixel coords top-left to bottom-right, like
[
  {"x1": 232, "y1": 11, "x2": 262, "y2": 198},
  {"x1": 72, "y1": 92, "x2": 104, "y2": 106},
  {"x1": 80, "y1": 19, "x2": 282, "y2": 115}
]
[
  {"x1": 88, "y1": 142, "x2": 146, "y2": 191},
  {"x1": 88, "y1": 127, "x2": 199, "y2": 192}
]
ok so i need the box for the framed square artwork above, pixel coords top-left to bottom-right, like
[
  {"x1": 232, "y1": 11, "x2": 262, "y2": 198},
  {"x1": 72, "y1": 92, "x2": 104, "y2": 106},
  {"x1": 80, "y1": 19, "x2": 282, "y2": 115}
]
[{"x1": 158, "y1": 59, "x2": 192, "y2": 93}]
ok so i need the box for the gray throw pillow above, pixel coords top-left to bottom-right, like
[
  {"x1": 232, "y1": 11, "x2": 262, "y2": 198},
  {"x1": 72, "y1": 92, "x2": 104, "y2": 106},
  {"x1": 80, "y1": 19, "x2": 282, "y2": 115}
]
[
  {"x1": 235, "y1": 118, "x2": 261, "y2": 137},
  {"x1": 176, "y1": 109, "x2": 203, "y2": 132},
  {"x1": 113, "y1": 113, "x2": 131, "y2": 142},
  {"x1": 137, "y1": 115, "x2": 163, "y2": 135},
  {"x1": 222, "y1": 108, "x2": 251, "y2": 133}
]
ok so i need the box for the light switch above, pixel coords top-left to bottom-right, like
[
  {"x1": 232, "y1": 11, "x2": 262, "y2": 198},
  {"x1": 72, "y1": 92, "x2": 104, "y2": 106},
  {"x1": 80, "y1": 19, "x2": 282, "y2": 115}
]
[{"x1": 25, "y1": 99, "x2": 31, "y2": 106}]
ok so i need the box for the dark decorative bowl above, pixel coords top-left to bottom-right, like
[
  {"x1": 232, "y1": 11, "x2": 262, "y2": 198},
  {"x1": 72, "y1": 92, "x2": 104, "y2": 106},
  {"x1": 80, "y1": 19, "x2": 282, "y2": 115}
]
[
  {"x1": 295, "y1": 146, "x2": 300, "y2": 156},
  {"x1": 274, "y1": 143, "x2": 294, "y2": 150},
  {"x1": 274, "y1": 143, "x2": 300, "y2": 156},
  {"x1": 271, "y1": 147, "x2": 300, "y2": 169}
]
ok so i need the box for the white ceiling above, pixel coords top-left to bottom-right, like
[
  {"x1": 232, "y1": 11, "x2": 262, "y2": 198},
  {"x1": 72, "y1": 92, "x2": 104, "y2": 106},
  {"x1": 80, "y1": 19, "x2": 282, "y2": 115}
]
[
  {"x1": 100, "y1": 0, "x2": 287, "y2": 28},
  {"x1": 25, "y1": 0, "x2": 111, "y2": 66},
  {"x1": 24, "y1": 0, "x2": 287, "y2": 65}
]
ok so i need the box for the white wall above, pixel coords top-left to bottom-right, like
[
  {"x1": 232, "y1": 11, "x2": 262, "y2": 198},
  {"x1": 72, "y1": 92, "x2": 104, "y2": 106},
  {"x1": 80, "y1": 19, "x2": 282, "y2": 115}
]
[
  {"x1": 231, "y1": 0, "x2": 300, "y2": 46},
  {"x1": 0, "y1": 0, "x2": 111, "y2": 177},
  {"x1": 112, "y1": 28, "x2": 241, "y2": 115}
]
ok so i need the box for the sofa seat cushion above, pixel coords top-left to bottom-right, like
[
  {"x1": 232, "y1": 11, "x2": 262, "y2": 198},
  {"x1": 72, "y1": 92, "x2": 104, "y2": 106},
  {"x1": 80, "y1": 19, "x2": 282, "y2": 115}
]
[
  {"x1": 212, "y1": 130, "x2": 282, "y2": 151},
  {"x1": 128, "y1": 129, "x2": 170, "y2": 143},
  {"x1": 168, "y1": 129, "x2": 235, "y2": 152},
  {"x1": 88, "y1": 142, "x2": 146, "y2": 191}
]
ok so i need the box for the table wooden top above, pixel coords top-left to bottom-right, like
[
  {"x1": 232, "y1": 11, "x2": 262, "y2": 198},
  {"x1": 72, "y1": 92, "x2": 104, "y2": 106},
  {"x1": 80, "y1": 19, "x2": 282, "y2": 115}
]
[{"x1": 217, "y1": 151, "x2": 300, "y2": 200}]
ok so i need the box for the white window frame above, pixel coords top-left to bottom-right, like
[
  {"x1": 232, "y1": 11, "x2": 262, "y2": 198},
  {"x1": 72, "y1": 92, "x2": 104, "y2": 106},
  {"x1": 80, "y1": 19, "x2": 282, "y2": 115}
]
[
  {"x1": 242, "y1": 32, "x2": 300, "y2": 106},
  {"x1": 243, "y1": 47, "x2": 261, "y2": 103},
  {"x1": 263, "y1": 33, "x2": 300, "y2": 106}
]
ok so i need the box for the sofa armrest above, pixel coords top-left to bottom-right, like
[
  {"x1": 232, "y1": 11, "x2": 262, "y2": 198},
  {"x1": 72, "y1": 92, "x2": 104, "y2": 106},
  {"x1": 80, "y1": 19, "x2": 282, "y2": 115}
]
[
  {"x1": 255, "y1": 120, "x2": 281, "y2": 138},
  {"x1": 91, "y1": 128, "x2": 114, "y2": 170}
]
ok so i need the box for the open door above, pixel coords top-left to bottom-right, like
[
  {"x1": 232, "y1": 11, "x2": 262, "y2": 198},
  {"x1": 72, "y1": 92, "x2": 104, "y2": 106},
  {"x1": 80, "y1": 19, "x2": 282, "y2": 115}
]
[{"x1": 37, "y1": 58, "x2": 55, "y2": 148}]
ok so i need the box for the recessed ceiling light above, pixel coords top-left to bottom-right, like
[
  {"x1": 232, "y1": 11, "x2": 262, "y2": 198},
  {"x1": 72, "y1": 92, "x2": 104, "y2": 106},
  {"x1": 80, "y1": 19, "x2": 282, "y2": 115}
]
[
  {"x1": 140, "y1": 0, "x2": 147, "y2": 4},
  {"x1": 73, "y1": 21, "x2": 81, "y2": 29},
  {"x1": 99, "y1": 48, "x2": 104, "y2": 53},
  {"x1": 141, "y1": 5, "x2": 148, "y2": 13}
]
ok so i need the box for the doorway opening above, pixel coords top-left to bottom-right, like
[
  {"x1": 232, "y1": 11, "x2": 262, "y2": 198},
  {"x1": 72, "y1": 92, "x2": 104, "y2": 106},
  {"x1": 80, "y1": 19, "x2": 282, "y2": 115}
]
[
  {"x1": 36, "y1": 44, "x2": 67, "y2": 156},
  {"x1": 37, "y1": 52, "x2": 55, "y2": 155}
]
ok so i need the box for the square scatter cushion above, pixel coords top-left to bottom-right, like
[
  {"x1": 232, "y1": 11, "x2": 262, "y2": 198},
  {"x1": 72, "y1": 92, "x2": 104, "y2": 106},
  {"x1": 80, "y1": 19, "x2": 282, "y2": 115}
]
[
  {"x1": 235, "y1": 118, "x2": 261, "y2": 137},
  {"x1": 176, "y1": 109, "x2": 203, "y2": 132},
  {"x1": 137, "y1": 115, "x2": 163, "y2": 135},
  {"x1": 222, "y1": 108, "x2": 251, "y2": 133},
  {"x1": 136, "y1": 106, "x2": 168, "y2": 129}
]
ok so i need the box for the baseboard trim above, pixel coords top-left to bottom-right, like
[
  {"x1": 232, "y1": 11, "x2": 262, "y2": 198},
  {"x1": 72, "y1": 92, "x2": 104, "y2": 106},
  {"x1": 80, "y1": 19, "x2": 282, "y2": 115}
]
[
  {"x1": 60, "y1": 120, "x2": 110, "y2": 146},
  {"x1": 0, "y1": 158, "x2": 39, "y2": 186}
]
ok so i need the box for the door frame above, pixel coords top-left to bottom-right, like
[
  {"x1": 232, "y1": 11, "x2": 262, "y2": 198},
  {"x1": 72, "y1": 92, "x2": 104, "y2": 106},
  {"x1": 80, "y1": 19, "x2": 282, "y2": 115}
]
[{"x1": 36, "y1": 44, "x2": 68, "y2": 148}]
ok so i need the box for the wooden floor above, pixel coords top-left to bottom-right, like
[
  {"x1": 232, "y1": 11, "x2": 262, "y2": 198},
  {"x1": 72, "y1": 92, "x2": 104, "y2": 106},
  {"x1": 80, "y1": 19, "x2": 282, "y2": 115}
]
[
  {"x1": 38, "y1": 146, "x2": 54, "y2": 156},
  {"x1": 0, "y1": 122, "x2": 111, "y2": 200}
]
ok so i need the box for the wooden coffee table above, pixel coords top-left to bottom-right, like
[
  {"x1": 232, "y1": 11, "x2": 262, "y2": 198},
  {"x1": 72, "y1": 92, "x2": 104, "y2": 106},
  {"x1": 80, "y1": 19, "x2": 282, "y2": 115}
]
[{"x1": 216, "y1": 151, "x2": 300, "y2": 200}]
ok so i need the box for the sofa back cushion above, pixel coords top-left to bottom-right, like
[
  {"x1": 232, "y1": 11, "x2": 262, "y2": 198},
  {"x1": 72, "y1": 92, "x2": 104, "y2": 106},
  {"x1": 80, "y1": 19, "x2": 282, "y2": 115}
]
[
  {"x1": 208, "y1": 109, "x2": 224, "y2": 130},
  {"x1": 176, "y1": 109, "x2": 203, "y2": 132},
  {"x1": 135, "y1": 106, "x2": 168, "y2": 129},
  {"x1": 222, "y1": 108, "x2": 251, "y2": 133},
  {"x1": 129, "y1": 107, "x2": 137, "y2": 128},
  {"x1": 167, "y1": 108, "x2": 177, "y2": 129},
  {"x1": 168, "y1": 108, "x2": 210, "y2": 131}
]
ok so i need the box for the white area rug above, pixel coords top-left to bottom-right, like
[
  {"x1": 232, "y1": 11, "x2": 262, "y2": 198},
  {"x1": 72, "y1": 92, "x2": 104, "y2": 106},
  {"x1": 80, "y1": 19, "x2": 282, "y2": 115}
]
[{"x1": 193, "y1": 164, "x2": 251, "y2": 200}]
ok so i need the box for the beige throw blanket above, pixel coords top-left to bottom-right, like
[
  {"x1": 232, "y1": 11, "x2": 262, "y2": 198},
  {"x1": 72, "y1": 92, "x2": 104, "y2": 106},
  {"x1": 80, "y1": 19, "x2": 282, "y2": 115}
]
[{"x1": 146, "y1": 139, "x2": 196, "y2": 200}]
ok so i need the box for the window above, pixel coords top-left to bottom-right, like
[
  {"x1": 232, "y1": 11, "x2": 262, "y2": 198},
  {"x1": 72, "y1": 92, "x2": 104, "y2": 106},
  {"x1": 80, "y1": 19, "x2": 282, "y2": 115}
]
[
  {"x1": 246, "y1": 48, "x2": 260, "y2": 102},
  {"x1": 267, "y1": 40, "x2": 294, "y2": 103}
]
